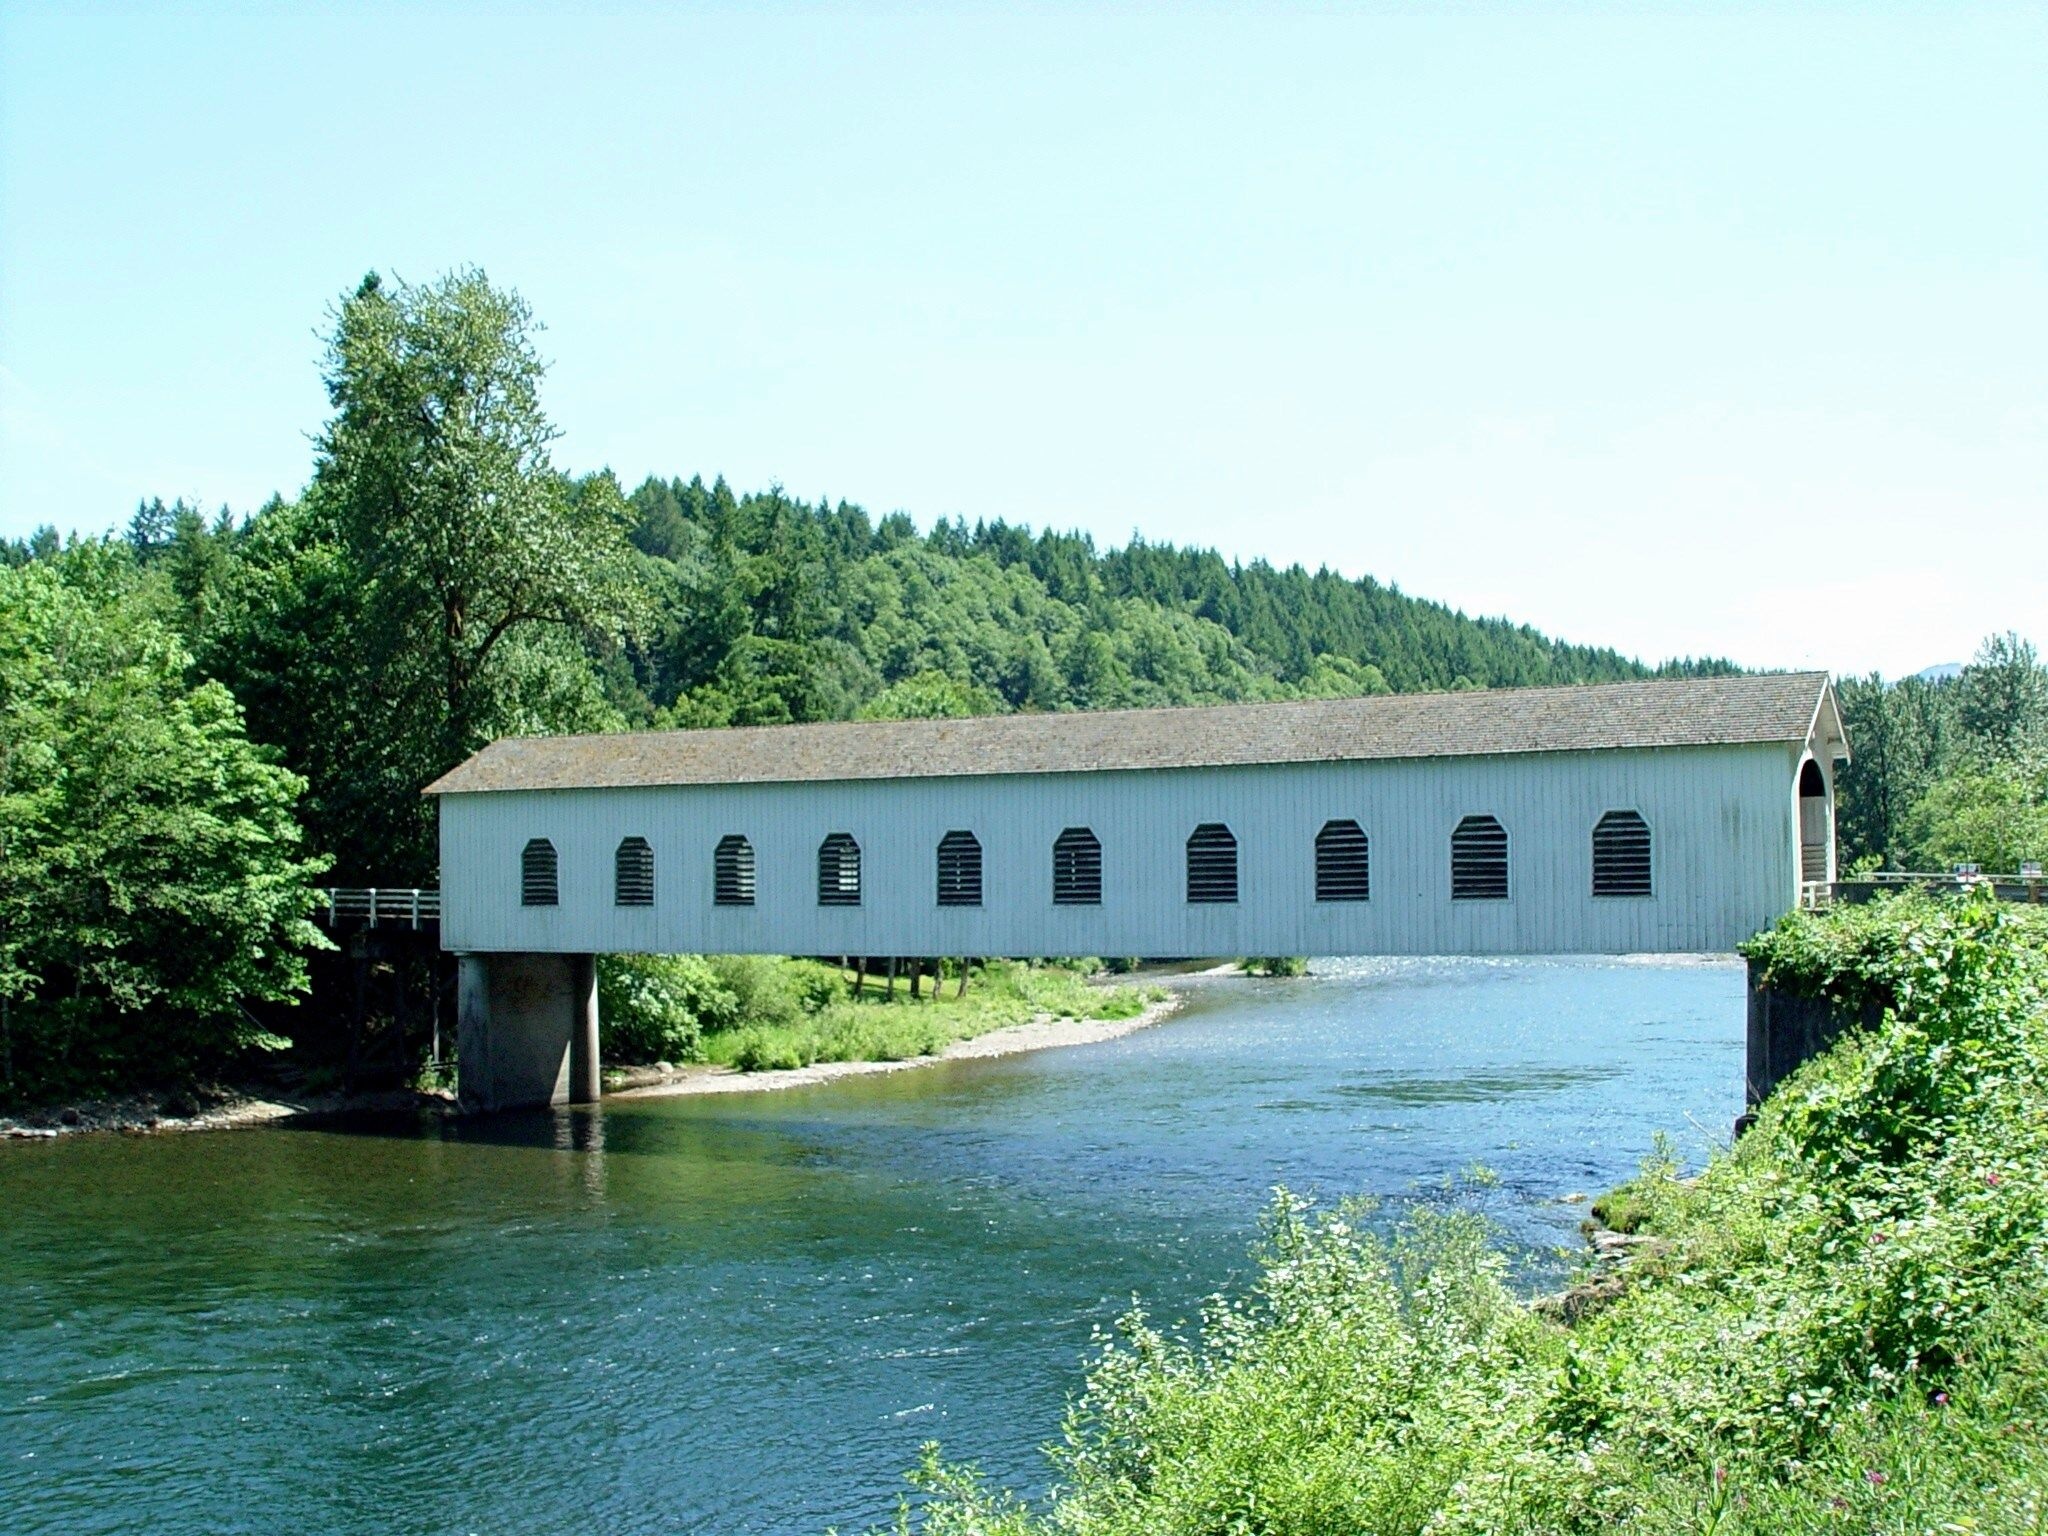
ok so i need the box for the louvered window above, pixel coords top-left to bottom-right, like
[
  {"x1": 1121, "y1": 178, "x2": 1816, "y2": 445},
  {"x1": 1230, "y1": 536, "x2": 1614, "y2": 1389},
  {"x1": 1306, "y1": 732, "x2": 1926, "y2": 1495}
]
[
  {"x1": 521, "y1": 838, "x2": 558, "y2": 907},
  {"x1": 1315, "y1": 820, "x2": 1370, "y2": 901},
  {"x1": 614, "y1": 836, "x2": 654, "y2": 906},
  {"x1": 937, "y1": 831, "x2": 983, "y2": 907},
  {"x1": 818, "y1": 833, "x2": 862, "y2": 906},
  {"x1": 714, "y1": 835, "x2": 755, "y2": 907},
  {"x1": 1592, "y1": 811, "x2": 1653, "y2": 897},
  {"x1": 1053, "y1": 827, "x2": 1102, "y2": 906},
  {"x1": 1450, "y1": 815, "x2": 1508, "y2": 900},
  {"x1": 1186, "y1": 823, "x2": 1238, "y2": 904}
]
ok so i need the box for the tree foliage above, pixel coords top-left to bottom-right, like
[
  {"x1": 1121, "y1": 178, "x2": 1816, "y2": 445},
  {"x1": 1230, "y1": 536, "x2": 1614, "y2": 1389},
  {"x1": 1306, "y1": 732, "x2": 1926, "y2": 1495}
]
[
  {"x1": 1835, "y1": 633, "x2": 2048, "y2": 872},
  {"x1": 292, "y1": 269, "x2": 641, "y2": 875},
  {"x1": 0, "y1": 549, "x2": 325, "y2": 1102}
]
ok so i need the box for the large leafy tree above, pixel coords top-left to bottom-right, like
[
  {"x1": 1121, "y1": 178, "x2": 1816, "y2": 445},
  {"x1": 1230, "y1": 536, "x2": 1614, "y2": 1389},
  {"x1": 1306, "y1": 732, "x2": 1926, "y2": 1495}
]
[
  {"x1": 1900, "y1": 762, "x2": 2048, "y2": 872},
  {"x1": 0, "y1": 549, "x2": 325, "y2": 1102},
  {"x1": 314, "y1": 272, "x2": 638, "y2": 762},
  {"x1": 295, "y1": 269, "x2": 638, "y2": 875}
]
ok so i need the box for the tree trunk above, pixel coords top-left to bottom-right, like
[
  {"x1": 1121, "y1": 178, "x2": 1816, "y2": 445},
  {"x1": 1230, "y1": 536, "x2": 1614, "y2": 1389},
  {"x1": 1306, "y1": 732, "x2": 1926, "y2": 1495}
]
[
  {"x1": 956, "y1": 960, "x2": 969, "y2": 1000},
  {"x1": 886, "y1": 958, "x2": 897, "y2": 1001}
]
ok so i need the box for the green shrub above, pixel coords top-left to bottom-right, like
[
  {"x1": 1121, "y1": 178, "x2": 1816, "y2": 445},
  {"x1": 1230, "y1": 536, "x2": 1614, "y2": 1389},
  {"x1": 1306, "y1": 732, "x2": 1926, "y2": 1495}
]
[
  {"x1": 596, "y1": 953, "x2": 736, "y2": 1064},
  {"x1": 1244, "y1": 955, "x2": 1309, "y2": 976},
  {"x1": 729, "y1": 1030, "x2": 808, "y2": 1073},
  {"x1": 786, "y1": 959, "x2": 849, "y2": 1012},
  {"x1": 704, "y1": 954, "x2": 806, "y2": 1030}
]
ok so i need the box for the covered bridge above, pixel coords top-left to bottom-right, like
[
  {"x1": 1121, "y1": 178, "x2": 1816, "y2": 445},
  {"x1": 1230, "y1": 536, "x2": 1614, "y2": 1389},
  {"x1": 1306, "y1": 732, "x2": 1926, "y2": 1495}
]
[{"x1": 427, "y1": 671, "x2": 1848, "y2": 1110}]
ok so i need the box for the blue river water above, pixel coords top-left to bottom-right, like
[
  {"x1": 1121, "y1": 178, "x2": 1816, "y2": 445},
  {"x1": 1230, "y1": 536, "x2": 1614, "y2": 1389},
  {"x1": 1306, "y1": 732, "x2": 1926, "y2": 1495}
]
[{"x1": 0, "y1": 956, "x2": 1745, "y2": 1534}]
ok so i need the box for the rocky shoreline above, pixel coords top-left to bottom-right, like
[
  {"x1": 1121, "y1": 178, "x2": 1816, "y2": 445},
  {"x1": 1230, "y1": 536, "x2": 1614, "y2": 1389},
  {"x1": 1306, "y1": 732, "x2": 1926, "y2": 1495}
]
[{"x1": 1, "y1": 1085, "x2": 456, "y2": 1140}]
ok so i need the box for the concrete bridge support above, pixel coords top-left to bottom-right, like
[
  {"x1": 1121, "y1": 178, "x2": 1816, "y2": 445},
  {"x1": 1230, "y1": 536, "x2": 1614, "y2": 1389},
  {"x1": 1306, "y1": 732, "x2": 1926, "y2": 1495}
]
[
  {"x1": 456, "y1": 953, "x2": 600, "y2": 1113},
  {"x1": 1743, "y1": 957, "x2": 1883, "y2": 1113}
]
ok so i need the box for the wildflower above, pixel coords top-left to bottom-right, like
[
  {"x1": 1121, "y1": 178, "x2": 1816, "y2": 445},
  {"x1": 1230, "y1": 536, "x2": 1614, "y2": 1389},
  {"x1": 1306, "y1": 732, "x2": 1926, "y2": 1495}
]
[
  {"x1": 1713, "y1": 1463, "x2": 1727, "y2": 1485},
  {"x1": 1935, "y1": 1391, "x2": 1950, "y2": 1406},
  {"x1": 1986, "y1": 1171, "x2": 2003, "y2": 1187},
  {"x1": 1870, "y1": 1229, "x2": 1889, "y2": 1244},
  {"x1": 1866, "y1": 1469, "x2": 1888, "y2": 1486}
]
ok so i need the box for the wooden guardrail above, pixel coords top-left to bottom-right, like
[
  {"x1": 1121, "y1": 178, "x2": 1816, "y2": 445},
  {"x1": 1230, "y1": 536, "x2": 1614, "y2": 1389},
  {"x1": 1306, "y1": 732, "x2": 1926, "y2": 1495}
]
[
  {"x1": 315, "y1": 888, "x2": 441, "y2": 929},
  {"x1": 1806, "y1": 872, "x2": 2046, "y2": 910}
]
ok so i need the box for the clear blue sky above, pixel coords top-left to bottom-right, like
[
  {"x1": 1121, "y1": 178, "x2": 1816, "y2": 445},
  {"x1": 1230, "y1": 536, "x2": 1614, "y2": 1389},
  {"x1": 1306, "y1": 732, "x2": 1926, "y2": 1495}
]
[{"x1": 3, "y1": 2, "x2": 2042, "y2": 679}]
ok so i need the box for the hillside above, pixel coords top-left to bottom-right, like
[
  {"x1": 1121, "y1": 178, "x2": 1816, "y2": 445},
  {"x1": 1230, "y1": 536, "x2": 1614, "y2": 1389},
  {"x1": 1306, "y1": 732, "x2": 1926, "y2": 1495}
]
[{"x1": 607, "y1": 474, "x2": 1731, "y2": 731}]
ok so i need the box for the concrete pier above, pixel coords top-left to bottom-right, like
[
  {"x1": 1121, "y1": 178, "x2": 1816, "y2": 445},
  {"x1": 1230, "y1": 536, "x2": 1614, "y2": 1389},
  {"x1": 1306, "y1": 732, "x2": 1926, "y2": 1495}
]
[
  {"x1": 457, "y1": 952, "x2": 600, "y2": 1113},
  {"x1": 1743, "y1": 958, "x2": 1883, "y2": 1110}
]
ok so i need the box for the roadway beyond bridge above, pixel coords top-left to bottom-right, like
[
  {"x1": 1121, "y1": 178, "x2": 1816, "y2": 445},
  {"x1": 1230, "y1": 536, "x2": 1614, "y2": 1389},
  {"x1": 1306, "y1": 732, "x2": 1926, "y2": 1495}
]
[{"x1": 414, "y1": 673, "x2": 1853, "y2": 1112}]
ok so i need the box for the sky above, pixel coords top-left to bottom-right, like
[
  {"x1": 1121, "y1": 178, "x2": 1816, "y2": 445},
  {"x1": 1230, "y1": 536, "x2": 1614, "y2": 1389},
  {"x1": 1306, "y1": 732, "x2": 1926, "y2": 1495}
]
[{"x1": 2, "y1": 2, "x2": 2043, "y2": 681}]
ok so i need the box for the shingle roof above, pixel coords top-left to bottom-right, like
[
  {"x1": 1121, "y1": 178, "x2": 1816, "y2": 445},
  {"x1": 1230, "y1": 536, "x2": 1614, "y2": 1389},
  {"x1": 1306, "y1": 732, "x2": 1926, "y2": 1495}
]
[{"x1": 425, "y1": 673, "x2": 1839, "y2": 796}]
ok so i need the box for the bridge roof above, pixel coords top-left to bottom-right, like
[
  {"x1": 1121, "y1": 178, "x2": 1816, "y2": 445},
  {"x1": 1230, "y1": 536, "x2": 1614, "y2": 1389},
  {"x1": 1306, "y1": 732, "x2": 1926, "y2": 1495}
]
[{"x1": 425, "y1": 672, "x2": 1842, "y2": 796}]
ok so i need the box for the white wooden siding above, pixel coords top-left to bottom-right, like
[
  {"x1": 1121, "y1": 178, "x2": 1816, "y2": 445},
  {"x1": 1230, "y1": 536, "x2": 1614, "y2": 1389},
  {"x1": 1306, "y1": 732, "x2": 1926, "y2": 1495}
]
[{"x1": 439, "y1": 739, "x2": 1813, "y2": 957}]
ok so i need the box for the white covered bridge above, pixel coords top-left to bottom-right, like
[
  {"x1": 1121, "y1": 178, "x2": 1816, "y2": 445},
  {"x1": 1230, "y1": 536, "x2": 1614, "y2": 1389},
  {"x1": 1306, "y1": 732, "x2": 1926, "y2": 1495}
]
[{"x1": 426, "y1": 672, "x2": 1848, "y2": 1111}]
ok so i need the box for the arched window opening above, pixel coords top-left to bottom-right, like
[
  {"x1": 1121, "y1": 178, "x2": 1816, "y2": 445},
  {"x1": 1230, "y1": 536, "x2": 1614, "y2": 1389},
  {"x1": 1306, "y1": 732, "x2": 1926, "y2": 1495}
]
[
  {"x1": 1187, "y1": 823, "x2": 1238, "y2": 904},
  {"x1": 1591, "y1": 811, "x2": 1652, "y2": 898},
  {"x1": 1315, "y1": 820, "x2": 1370, "y2": 901},
  {"x1": 615, "y1": 836, "x2": 655, "y2": 906},
  {"x1": 937, "y1": 831, "x2": 983, "y2": 907},
  {"x1": 1799, "y1": 759, "x2": 1830, "y2": 883},
  {"x1": 1450, "y1": 815, "x2": 1508, "y2": 901},
  {"x1": 1053, "y1": 827, "x2": 1102, "y2": 906},
  {"x1": 714, "y1": 835, "x2": 755, "y2": 907},
  {"x1": 521, "y1": 838, "x2": 559, "y2": 907},
  {"x1": 818, "y1": 833, "x2": 862, "y2": 907}
]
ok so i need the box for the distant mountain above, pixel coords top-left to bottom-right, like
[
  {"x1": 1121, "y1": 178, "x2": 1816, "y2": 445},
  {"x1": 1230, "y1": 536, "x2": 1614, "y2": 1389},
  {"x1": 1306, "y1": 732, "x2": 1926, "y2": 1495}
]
[{"x1": 1915, "y1": 663, "x2": 1964, "y2": 684}]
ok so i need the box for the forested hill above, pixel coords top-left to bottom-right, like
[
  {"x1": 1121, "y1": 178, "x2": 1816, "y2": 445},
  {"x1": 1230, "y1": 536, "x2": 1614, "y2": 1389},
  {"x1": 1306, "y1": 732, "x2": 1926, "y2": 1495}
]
[{"x1": 615, "y1": 474, "x2": 1730, "y2": 730}]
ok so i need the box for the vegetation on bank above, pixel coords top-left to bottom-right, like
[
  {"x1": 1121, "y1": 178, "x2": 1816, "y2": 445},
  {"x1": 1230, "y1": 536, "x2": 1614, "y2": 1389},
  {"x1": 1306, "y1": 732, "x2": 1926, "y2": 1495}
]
[
  {"x1": 895, "y1": 894, "x2": 2048, "y2": 1533},
  {"x1": 598, "y1": 953, "x2": 1163, "y2": 1076}
]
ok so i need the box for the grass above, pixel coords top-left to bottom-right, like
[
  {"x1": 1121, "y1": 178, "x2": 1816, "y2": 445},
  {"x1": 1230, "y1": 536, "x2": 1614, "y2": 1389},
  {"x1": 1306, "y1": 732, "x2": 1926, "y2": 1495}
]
[
  {"x1": 699, "y1": 959, "x2": 1165, "y2": 1074},
  {"x1": 892, "y1": 893, "x2": 2048, "y2": 1534}
]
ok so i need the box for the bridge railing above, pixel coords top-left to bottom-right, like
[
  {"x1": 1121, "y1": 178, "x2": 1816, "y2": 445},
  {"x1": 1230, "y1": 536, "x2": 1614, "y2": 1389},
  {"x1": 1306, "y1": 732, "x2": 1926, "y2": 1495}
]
[
  {"x1": 316, "y1": 888, "x2": 441, "y2": 929},
  {"x1": 1813, "y1": 872, "x2": 2045, "y2": 910}
]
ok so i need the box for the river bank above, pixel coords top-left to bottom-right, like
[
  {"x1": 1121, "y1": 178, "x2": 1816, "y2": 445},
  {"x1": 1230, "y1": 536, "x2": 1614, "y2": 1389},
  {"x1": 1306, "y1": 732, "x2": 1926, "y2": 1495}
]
[
  {"x1": 0, "y1": 1083, "x2": 455, "y2": 1139},
  {"x1": 0, "y1": 977, "x2": 1191, "y2": 1138},
  {"x1": 614, "y1": 989, "x2": 1185, "y2": 1100}
]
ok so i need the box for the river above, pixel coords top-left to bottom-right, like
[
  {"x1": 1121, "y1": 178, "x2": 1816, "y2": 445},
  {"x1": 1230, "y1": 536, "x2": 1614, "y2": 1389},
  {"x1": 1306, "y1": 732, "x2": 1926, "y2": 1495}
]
[{"x1": 1, "y1": 956, "x2": 1744, "y2": 1535}]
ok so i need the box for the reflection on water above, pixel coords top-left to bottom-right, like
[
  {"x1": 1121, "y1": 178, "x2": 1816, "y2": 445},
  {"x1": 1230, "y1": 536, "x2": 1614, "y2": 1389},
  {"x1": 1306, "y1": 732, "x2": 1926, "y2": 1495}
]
[{"x1": 0, "y1": 956, "x2": 1743, "y2": 1536}]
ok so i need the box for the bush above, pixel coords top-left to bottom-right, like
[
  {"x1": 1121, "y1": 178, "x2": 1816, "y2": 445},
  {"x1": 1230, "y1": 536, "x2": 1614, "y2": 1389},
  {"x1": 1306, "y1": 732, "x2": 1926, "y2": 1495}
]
[
  {"x1": 596, "y1": 953, "x2": 736, "y2": 1065},
  {"x1": 704, "y1": 955, "x2": 807, "y2": 1030},
  {"x1": 1244, "y1": 955, "x2": 1309, "y2": 976},
  {"x1": 729, "y1": 1030, "x2": 807, "y2": 1073}
]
